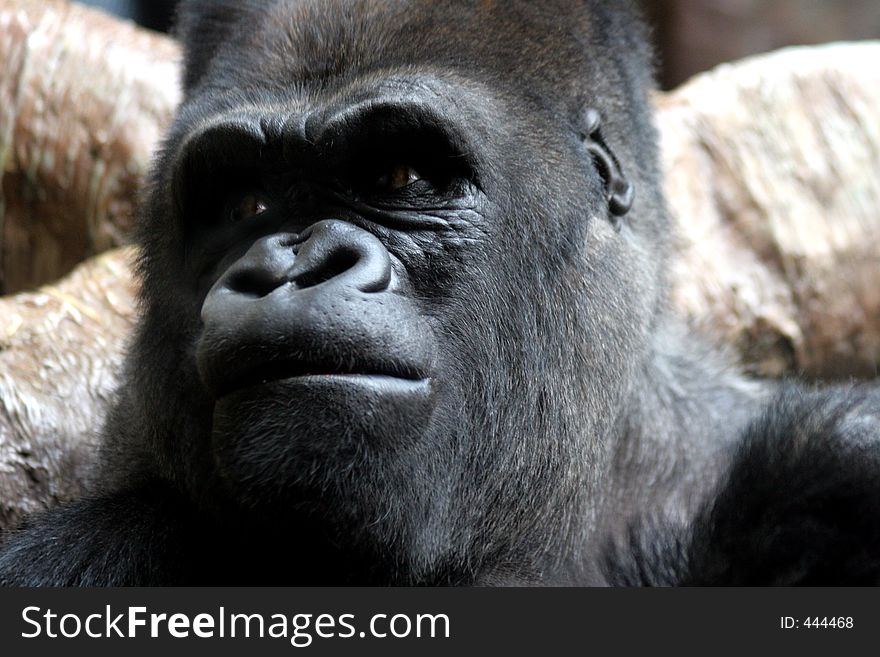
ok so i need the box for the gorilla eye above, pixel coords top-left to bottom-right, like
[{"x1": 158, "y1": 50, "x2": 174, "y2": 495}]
[
  {"x1": 228, "y1": 193, "x2": 270, "y2": 222},
  {"x1": 375, "y1": 164, "x2": 423, "y2": 192}
]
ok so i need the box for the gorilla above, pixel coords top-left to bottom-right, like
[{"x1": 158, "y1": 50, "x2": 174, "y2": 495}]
[{"x1": 1, "y1": 0, "x2": 878, "y2": 586}]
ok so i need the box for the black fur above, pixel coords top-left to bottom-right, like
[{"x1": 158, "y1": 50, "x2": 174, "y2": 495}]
[
  {"x1": 604, "y1": 386, "x2": 880, "y2": 585},
  {"x1": 0, "y1": 0, "x2": 877, "y2": 586}
]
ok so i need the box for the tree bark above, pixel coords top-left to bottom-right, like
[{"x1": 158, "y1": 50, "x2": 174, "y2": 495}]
[
  {"x1": 0, "y1": 0, "x2": 179, "y2": 294},
  {"x1": 662, "y1": 43, "x2": 880, "y2": 379},
  {"x1": 0, "y1": 247, "x2": 136, "y2": 527}
]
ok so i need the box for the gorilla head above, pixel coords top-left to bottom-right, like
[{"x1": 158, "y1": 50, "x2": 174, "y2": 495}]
[{"x1": 100, "y1": 0, "x2": 669, "y2": 583}]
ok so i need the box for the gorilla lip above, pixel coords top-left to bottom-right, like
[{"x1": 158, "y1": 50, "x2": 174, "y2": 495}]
[{"x1": 212, "y1": 357, "x2": 429, "y2": 399}]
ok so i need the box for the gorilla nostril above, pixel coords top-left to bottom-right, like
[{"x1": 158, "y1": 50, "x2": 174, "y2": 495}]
[
  {"x1": 228, "y1": 268, "x2": 285, "y2": 298},
  {"x1": 294, "y1": 247, "x2": 360, "y2": 289}
]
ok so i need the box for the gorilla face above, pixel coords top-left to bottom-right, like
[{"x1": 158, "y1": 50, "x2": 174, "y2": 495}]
[
  {"x1": 188, "y1": 110, "x2": 448, "y2": 497},
  {"x1": 120, "y1": 0, "x2": 665, "y2": 578}
]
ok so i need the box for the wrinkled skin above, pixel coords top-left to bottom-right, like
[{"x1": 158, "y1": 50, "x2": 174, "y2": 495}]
[{"x1": 1, "y1": 0, "x2": 878, "y2": 586}]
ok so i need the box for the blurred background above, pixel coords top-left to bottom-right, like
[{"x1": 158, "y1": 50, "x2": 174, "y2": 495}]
[
  {"x1": 75, "y1": 0, "x2": 880, "y2": 89},
  {"x1": 641, "y1": 0, "x2": 880, "y2": 88}
]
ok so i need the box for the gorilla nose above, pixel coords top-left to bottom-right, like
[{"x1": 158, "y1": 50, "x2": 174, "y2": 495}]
[
  {"x1": 198, "y1": 219, "x2": 432, "y2": 399},
  {"x1": 225, "y1": 220, "x2": 392, "y2": 298},
  {"x1": 290, "y1": 220, "x2": 392, "y2": 293}
]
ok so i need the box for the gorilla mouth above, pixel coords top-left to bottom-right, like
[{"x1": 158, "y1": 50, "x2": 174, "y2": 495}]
[{"x1": 214, "y1": 357, "x2": 429, "y2": 399}]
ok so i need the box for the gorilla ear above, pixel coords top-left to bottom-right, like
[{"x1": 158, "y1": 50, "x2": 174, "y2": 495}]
[{"x1": 579, "y1": 108, "x2": 635, "y2": 228}]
